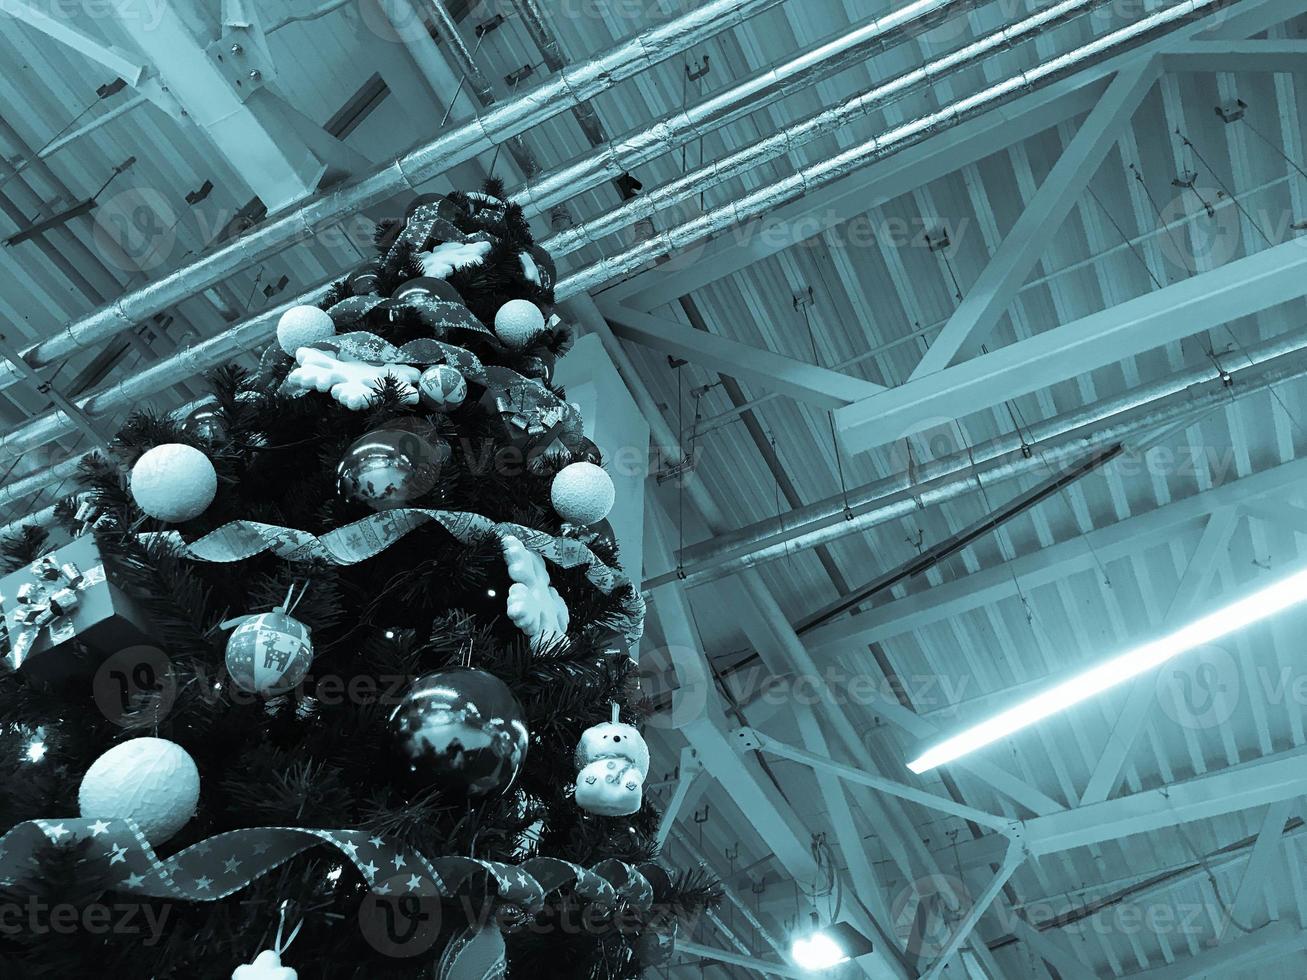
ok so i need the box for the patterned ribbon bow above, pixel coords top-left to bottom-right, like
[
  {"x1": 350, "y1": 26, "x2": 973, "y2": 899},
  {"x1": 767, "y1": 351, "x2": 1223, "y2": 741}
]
[{"x1": 4, "y1": 555, "x2": 101, "y2": 670}]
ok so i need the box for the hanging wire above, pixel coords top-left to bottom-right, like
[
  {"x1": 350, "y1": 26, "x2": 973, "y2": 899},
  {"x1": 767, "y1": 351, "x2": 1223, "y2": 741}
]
[
  {"x1": 1170, "y1": 128, "x2": 1307, "y2": 439},
  {"x1": 796, "y1": 295, "x2": 853, "y2": 518},
  {"x1": 1177, "y1": 128, "x2": 1274, "y2": 249},
  {"x1": 1088, "y1": 186, "x2": 1165, "y2": 290},
  {"x1": 1239, "y1": 114, "x2": 1307, "y2": 184},
  {"x1": 1129, "y1": 161, "x2": 1195, "y2": 284}
]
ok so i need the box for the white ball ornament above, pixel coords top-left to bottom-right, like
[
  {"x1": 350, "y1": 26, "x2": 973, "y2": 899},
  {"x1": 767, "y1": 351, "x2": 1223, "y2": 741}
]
[
  {"x1": 276, "y1": 304, "x2": 335, "y2": 355},
  {"x1": 551, "y1": 462, "x2": 615, "y2": 526},
  {"x1": 494, "y1": 299, "x2": 546, "y2": 349},
  {"x1": 130, "y1": 443, "x2": 218, "y2": 522},
  {"x1": 78, "y1": 737, "x2": 200, "y2": 845}
]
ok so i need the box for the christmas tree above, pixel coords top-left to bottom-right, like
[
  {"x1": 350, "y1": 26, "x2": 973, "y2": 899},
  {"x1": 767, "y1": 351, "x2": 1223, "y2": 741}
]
[{"x1": 0, "y1": 179, "x2": 715, "y2": 978}]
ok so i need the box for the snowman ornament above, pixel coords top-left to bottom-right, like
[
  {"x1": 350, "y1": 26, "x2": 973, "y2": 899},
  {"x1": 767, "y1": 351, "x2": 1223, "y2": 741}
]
[{"x1": 573, "y1": 707, "x2": 649, "y2": 817}]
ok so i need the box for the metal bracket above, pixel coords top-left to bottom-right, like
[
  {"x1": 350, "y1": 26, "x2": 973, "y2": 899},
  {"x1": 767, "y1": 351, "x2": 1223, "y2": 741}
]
[
  {"x1": 0, "y1": 332, "x2": 111, "y2": 453},
  {"x1": 731, "y1": 726, "x2": 763, "y2": 753},
  {"x1": 506, "y1": 64, "x2": 535, "y2": 88},
  {"x1": 685, "y1": 56, "x2": 711, "y2": 83},
  {"x1": 924, "y1": 226, "x2": 952, "y2": 252},
  {"x1": 207, "y1": 31, "x2": 274, "y2": 100},
  {"x1": 1215, "y1": 98, "x2": 1247, "y2": 123}
]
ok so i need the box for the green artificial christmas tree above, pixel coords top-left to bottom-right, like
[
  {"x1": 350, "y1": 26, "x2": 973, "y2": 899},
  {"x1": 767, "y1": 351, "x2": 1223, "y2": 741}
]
[{"x1": 0, "y1": 179, "x2": 716, "y2": 979}]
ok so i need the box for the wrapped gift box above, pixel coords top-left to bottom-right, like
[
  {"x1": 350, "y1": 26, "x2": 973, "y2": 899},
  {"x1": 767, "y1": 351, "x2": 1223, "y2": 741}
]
[{"x1": 0, "y1": 535, "x2": 155, "y2": 682}]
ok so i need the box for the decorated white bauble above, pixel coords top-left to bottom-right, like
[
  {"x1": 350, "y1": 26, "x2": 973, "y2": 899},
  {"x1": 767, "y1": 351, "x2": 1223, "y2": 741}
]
[
  {"x1": 550, "y1": 461, "x2": 615, "y2": 526},
  {"x1": 130, "y1": 443, "x2": 218, "y2": 522},
  {"x1": 574, "y1": 758, "x2": 644, "y2": 817},
  {"x1": 225, "y1": 610, "x2": 315, "y2": 696},
  {"x1": 276, "y1": 305, "x2": 335, "y2": 355},
  {"x1": 417, "y1": 364, "x2": 468, "y2": 411},
  {"x1": 78, "y1": 737, "x2": 200, "y2": 845},
  {"x1": 494, "y1": 299, "x2": 546, "y2": 349},
  {"x1": 575, "y1": 720, "x2": 649, "y2": 778}
]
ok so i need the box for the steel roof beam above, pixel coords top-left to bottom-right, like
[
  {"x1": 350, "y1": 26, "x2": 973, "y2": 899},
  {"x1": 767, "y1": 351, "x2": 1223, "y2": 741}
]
[
  {"x1": 1218, "y1": 799, "x2": 1295, "y2": 943},
  {"x1": 601, "y1": 0, "x2": 1302, "y2": 314},
  {"x1": 1008, "y1": 919, "x2": 1098, "y2": 980},
  {"x1": 1122, "y1": 919, "x2": 1307, "y2": 979},
  {"x1": 909, "y1": 57, "x2": 1160, "y2": 380},
  {"x1": 103, "y1": 0, "x2": 364, "y2": 212},
  {"x1": 676, "y1": 940, "x2": 804, "y2": 978},
  {"x1": 1078, "y1": 506, "x2": 1243, "y2": 805},
  {"x1": 2, "y1": 1, "x2": 146, "y2": 84},
  {"x1": 1025, "y1": 746, "x2": 1307, "y2": 855},
  {"x1": 802, "y1": 453, "x2": 1307, "y2": 656},
  {"x1": 1163, "y1": 38, "x2": 1307, "y2": 73},
  {"x1": 835, "y1": 237, "x2": 1307, "y2": 454},
  {"x1": 598, "y1": 303, "x2": 885, "y2": 409},
  {"x1": 646, "y1": 509, "x2": 912, "y2": 980}
]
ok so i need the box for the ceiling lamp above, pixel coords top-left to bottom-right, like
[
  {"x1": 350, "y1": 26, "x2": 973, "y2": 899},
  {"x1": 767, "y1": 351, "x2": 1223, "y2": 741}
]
[
  {"x1": 908, "y1": 564, "x2": 1307, "y2": 774},
  {"x1": 790, "y1": 919, "x2": 874, "y2": 971}
]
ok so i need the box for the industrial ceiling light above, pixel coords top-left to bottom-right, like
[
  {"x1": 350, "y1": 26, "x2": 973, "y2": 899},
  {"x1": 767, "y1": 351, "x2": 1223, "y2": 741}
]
[
  {"x1": 790, "y1": 918, "x2": 874, "y2": 971},
  {"x1": 908, "y1": 564, "x2": 1307, "y2": 774}
]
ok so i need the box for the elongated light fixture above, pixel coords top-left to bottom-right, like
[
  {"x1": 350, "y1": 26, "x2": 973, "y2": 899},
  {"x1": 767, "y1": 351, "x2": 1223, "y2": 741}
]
[{"x1": 908, "y1": 564, "x2": 1307, "y2": 773}]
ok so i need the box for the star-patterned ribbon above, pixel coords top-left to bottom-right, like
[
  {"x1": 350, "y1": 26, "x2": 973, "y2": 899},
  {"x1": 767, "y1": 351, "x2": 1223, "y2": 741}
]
[
  {"x1": 0, "y1": 818, "x2": 655, "y2": 915},
  {"x1": 142, "y1": 509, "x2": 643, "y2": 645}
]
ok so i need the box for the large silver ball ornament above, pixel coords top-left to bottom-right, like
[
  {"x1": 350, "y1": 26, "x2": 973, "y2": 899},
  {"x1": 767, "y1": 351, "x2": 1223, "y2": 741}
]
[
  {"x1": 337, "y1": 424, "x2": 450, "y2": 510},
  {"x1": 389, "y1": 668, "x2": 529, "y2": 799}
]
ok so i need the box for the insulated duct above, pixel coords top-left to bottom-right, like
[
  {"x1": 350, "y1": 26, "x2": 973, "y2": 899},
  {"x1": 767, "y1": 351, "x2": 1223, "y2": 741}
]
[
  {"x1": 510, "y1": 0, "x2": 984, "y2": 218},
  {"x1": 556, "y1": 0, "x2": 1234, "y2": 297},
  {"x1": 0, "y1": 0, "x2": 790, "y2": 394},
  {"x1": 509, "y1": 0, "x2": 609, "y2": 150},
  {"x1": 645, "y1": 329, "x2": 1307, "y2": 590},
  {"x1": 543, "y1": 0, "x2": 1114, "y2": 256},
  {"x1": 0, "y1": 0, "x2": 1248, "y2": 505},
  {"x1": 426, "y1": 0, "x2": 542, "y2": 181}
]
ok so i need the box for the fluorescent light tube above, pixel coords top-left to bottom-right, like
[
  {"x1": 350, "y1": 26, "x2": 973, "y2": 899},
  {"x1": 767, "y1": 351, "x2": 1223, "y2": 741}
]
[{"x1": 908, "y1": 565, "x2": 1307, "y2": 774}]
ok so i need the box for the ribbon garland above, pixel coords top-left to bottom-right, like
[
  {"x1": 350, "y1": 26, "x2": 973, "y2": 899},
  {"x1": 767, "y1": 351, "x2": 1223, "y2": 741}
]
[
  {"x1": 148, "y1": 509, "x2": 643, "y2": 645},
  {"x1": 0, "y1": 818, "x2": 654, "y2": 915},
  {"x1": 1, "y1": 556, "x2": 106, "y2": 670}
]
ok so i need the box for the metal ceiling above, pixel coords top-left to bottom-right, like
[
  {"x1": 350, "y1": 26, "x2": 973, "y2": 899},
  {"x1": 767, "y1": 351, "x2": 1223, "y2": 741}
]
[{"x1": 3, "y1": 0, "x2": 1307, "y2": 977}]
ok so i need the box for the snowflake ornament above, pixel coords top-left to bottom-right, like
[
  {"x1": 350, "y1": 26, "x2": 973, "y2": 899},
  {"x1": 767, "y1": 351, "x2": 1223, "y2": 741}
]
[
  {"x1": 232, "y1": 950, "x2": 297, "y2": 980},
  {"x1": 420, "y1": 240, "x2": 492, "y2": 279},
  {"x1": 283, "y1": 347, "x2": 420, "y2": 410},
  {"x1": 501, "y1": 534, "x2": 569, "y2": 644}
]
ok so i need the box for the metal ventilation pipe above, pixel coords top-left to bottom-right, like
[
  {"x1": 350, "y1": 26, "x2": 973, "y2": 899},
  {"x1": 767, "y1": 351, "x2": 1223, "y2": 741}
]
[
  {"x1": 0, "y1": 0, "x2": 789, "y2": 395},
  {"x1": 544, "y1": 0, "x2": 1114, "y2": 256},
  {"x1": 556, "y1": 0, "x2": 1232, "y2": 297},
  {"x1": 509, "y1": 0, "x2": 609, "y2": 150},
  {"x1": 645, "y1": 329, "x2": 1307, "y2": 590},
  {"x1": 426, "y1": 0, "x2": 543, "y2": 182},
  {"x1": 511, "y1": 0, "x2": 984, "y2": 218}
]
